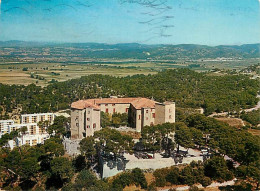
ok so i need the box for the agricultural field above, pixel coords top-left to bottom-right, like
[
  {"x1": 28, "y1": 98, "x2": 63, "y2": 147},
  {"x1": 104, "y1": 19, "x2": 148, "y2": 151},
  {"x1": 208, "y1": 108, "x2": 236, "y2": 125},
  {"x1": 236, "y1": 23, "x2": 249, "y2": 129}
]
[
  {"x1": 0, "y1": 63, "x2": 156, "y2": 86},
  {"x1": 0, "y1": 42, "x2": 259, "y2": 86},
  {"x1": 0, "y1": 59, "x2": 259, "y2": 86}
]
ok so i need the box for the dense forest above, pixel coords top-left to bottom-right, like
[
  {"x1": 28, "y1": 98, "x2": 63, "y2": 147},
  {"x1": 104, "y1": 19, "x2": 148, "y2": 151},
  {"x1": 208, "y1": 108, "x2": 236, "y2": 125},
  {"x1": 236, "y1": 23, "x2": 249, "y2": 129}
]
[
  {"x1": 0, "y1": 69, "x2": 259, "y2": 119},
  {"x1": 241, "y1": 109, "x2": 260, "y2": 127},
  {"x1": 1, "y1": 114, "x2": 259, "y2": 190}
]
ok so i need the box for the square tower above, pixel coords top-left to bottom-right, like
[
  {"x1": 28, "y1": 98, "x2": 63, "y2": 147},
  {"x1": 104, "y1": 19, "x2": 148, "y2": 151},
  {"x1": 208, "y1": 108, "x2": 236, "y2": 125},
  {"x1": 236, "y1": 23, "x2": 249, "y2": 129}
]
[{"x1": 155, "y1": 101, "x2": 175, "y2": 125}]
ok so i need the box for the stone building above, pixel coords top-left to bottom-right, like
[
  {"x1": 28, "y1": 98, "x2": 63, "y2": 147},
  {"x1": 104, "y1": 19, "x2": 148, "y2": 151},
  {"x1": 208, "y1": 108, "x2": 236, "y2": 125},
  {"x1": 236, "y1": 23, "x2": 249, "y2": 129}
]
[{"x1": 71, "y1": 97, "x2": 175, "y2": 140}]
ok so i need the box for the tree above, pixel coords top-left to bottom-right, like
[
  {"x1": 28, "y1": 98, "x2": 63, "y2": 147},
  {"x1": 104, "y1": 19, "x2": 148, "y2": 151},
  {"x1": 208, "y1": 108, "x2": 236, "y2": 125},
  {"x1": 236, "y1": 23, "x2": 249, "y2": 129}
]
[
  {"x1": 153, "y1": 168, "x2": 169, "y2": 187},
  {"x1": 236, "y1": 136, "x2": 260, "y2": 166},
  {"x1": 47, "y1": 116, "x2": 68, "y2": 136},
  {"x1": 190, "y1": 127, "x2": 203, "y2": 147},
  {"x1": 166, "y1": 166, "x2": 179, "y2": 185},
  {"x1": 50, "y1": 157, "x2": 74, "y2": 184},
  {"x1": 20, "y1": 126, "x2": 28, "y2": 135},
  {"x1": 73, "y1": 155, "x2": 86, "y2": 172},
  {"x1": 19, "y1": 157, "x2": 40, "y2": 180},
  {"x1": 100, "y1": 112, "x2": 111, "y2": 128},
  {"x1": 204, "y1": 156, "x2": 233, "y2": 182},
  {"x1": 188, "y1": 185, "x2": 200, "y2": 191},
  {"x1": 79, "y1": 136, "x2": 96, "y2": 164},
  {"x1": 43, "y1": 138, "x2": 65, "y2": 157},
  {"x1": 200, "y1": 176, "x2": 212, "y2": 187},
  {"x1": 112, "y1": 116, "x2": 121, "y2": 128},
  {"x1": 158, "y1": 123, "x2": 175, "y2": 155},
  {"x1": 141, "y1": 125, "x2": 161, "y2": 157},
  {"x1": 131, "y1": 168, "x2": 147, "y2": 189},
  {"x1": 94, "y1": 128, "x2": 134, "y2": 159},
  {"x1": 73, "y1": 169, "x2": 97, "y2": 189},
  {"x1": 174, "y1": 123, "x2": 193, "y2": 152},
  {"x1": 179, "y1": 166, "x2": 196, "y2": 186},
  {"x1": 247, "y1": 161, "x2": 260, "y2": 190}
]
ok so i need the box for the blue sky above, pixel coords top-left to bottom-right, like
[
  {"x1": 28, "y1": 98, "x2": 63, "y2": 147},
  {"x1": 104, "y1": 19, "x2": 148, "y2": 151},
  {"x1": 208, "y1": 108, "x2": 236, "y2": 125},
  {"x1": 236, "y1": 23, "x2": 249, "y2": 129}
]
[{"x1": 0, "y1": 0, "x2": 259, "y2": 45}]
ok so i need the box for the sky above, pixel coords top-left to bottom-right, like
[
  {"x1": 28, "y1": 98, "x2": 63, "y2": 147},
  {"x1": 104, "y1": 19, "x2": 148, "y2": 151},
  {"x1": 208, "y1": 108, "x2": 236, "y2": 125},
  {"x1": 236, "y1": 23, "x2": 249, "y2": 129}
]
[{"x1": 0, "y1": 0, "x2": 259, "y2": 45}]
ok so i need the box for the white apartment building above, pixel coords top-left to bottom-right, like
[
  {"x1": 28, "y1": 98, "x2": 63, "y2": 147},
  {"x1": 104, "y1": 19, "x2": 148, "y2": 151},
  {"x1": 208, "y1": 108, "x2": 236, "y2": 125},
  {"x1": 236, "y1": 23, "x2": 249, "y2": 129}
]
[
  {"x1": 8, "y1": 133, "x2": 50, "y2": 150},
  {"x1": 21, "y1": 113, "x2": 55, "y2": 124},
  {"x1": 0, "y1": 120, "x2": 15, "y2": 137},
  {"x1": 1, "y1": 113, "x2": 55, "y2": 149}
]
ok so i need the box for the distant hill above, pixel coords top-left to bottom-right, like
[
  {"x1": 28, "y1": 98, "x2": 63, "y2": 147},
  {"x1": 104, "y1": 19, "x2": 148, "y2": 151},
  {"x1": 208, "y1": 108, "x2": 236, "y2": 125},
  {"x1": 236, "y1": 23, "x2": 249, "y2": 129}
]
[{"x1": 0, "y1": 41, "x2": 259, "y2": 59}]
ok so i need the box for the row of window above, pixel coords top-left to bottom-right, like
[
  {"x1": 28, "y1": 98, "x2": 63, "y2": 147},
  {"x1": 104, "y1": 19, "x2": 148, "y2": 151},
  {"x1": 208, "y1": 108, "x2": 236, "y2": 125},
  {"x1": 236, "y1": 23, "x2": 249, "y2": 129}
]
[
  {"x1": 105, "y1": 108, "x2": 129, "y2": 113},
  {"x1": 83, "y1": 123, "x2": 96, "y2": 130},
  {"x1": 104, "y1": 104, "x2": 116, "y2": 106},
  {"x1": 138, "y1": 113, "x2": 156, "y2": 120},
  {"x1": 138, "y1": 114, "x2": 172, "y2": 120}
]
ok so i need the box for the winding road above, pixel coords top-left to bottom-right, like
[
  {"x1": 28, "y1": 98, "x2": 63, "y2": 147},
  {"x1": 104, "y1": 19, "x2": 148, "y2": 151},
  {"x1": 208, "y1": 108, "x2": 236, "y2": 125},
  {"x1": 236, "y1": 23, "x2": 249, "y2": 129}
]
[{"x1": 209, "y1": 94, "x2": 260, "y2": 117}]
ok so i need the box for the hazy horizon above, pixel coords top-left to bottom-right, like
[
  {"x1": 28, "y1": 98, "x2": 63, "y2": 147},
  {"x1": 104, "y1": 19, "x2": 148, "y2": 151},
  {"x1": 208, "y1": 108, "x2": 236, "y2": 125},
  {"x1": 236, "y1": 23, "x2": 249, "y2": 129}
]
[{"x1": 1, "y1": 40, "x2": 260, "y2": 47}]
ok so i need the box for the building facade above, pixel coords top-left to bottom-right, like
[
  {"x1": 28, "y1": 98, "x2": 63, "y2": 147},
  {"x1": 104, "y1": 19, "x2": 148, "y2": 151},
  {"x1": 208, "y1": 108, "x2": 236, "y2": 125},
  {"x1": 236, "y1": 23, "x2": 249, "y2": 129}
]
[
  {"x1": 1, "y1": 113, "x2": 55, "y2": 149},
  {"x1": 0, "y1": 120, "x2": 15, "y2": 136},
  {"x1": 21, "y1": 113, "x2": 55, "y2": 124},
  {"x1": 71, "y1": 97, "x2": 175, "y2": 140}
]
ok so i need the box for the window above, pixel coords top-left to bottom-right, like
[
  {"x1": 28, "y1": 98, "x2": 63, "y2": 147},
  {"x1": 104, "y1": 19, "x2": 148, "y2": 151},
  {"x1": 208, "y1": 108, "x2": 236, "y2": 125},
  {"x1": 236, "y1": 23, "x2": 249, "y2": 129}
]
[
  {"x1": 138, "y1": 115, "x2": 141, "y2": 120},
  {"x1": 93, "y1": 123, "x2": 96, "y2": 128},
  {"x1": 87, "y1": 125, "x2": 90, "y2": 128},
  {"x1": 76, "y1": 123, "x2": 79, "y2": 127},
  {"x1": 106, "y1": 108, "x2": 108, "y2": 113},
  {"x1": 105, "y1": 104, "x2": 108, "y2": 106},
  {"x1": 126, "y1": 108, "x2": 128, "y2": 112},
  {"x1": 146, "y1": 110, "x2": 148, "y2": 113},
  {"x1": 169, "y1": 115, "x2": 172, "y2": 119},
  {"x1": 113, "y1": 108, "x2": 116, "y2": 113},
  {"x1": 152, "y1": 113, "x2": 155, "y2": 118},
  {"x1": 112, "y1": 104, "x2": 115, "y2": 106},
  {"x1": 87, "y1": 118, "x2": 90, "y2": 121},
  {"x1": 83, "y1": 133, "x2": 86, "y2": 137}
]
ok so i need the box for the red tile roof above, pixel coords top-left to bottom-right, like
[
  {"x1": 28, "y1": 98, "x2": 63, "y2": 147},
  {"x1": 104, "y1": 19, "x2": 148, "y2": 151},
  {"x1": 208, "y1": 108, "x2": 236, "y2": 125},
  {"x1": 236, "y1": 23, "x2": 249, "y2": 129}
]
[
  {"x1": 71, "y1": 97, "x2": 157, "y2": 110},
  {"x1": 130, "y1": 98, "x2": 157, "y2": 109}
]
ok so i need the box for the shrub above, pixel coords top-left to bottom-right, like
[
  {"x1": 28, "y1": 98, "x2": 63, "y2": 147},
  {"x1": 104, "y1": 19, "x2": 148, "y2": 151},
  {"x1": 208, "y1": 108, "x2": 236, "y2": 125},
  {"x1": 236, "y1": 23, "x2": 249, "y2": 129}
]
[
  {"x1": 166, "y1": 167, "x2": 179, "y2": 185},
  {"x1": 200, "y1": 176, "x2": 212, "y2": 187},
  {"x1": 154, "y1": 168, "x2": 168, "y2": 187}
]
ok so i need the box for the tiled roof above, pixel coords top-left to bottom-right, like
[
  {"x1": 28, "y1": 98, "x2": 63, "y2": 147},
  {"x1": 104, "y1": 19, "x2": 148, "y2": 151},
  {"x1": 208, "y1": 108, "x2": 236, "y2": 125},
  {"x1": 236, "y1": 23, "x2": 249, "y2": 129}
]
[
  {"x1": 130, "y1": 98, "x2": 157, "y2": 109},
  {"x1": 71, "y1": 97, "x2": 157, "y2": 110}
]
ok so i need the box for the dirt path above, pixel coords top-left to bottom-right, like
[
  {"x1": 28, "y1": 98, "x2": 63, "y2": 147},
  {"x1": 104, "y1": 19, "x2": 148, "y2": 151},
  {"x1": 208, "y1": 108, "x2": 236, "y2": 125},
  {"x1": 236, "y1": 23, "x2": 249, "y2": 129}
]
[
  {"x1": 159, "y1": 179, "x2": 237, "y2": 191},
  {"x1": 209, "y1": 95, "x2": 260, "y2": 117}
]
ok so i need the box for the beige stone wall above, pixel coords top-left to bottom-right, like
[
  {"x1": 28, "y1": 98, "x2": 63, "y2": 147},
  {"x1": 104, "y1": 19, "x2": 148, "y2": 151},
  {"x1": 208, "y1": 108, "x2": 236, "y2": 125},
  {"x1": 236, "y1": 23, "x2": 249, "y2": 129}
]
[
  {"x1": 84, "y1": 108, "x2": 101, "y2": 137},
  {"x1": 72, "y1": 108, "x2": 101, "y2": 139},
  {"x1": 164, "y1": 102, "x2": 175, "y2": 123},
  {"x1": 142, "y1": 108, "x2": 155, "y2": 127},
  {"x1": 155, "y1": 102, "x2": 175, "y2": 125},
  {"x1": 100, "y1": 103, "x2": 130, "y2": 114},
  {"x1": 155, "y1": 103, "x2": 166, "y2": 125},
  {"x1": 71, "y1": 109, "x2": 85, "y2": 140},
  {"x1": 94, "y1": 109, "x2": 101, "y2": 131},
  {"x1": 135, "y1": 109, "x2": 142, "y2": 132}
]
